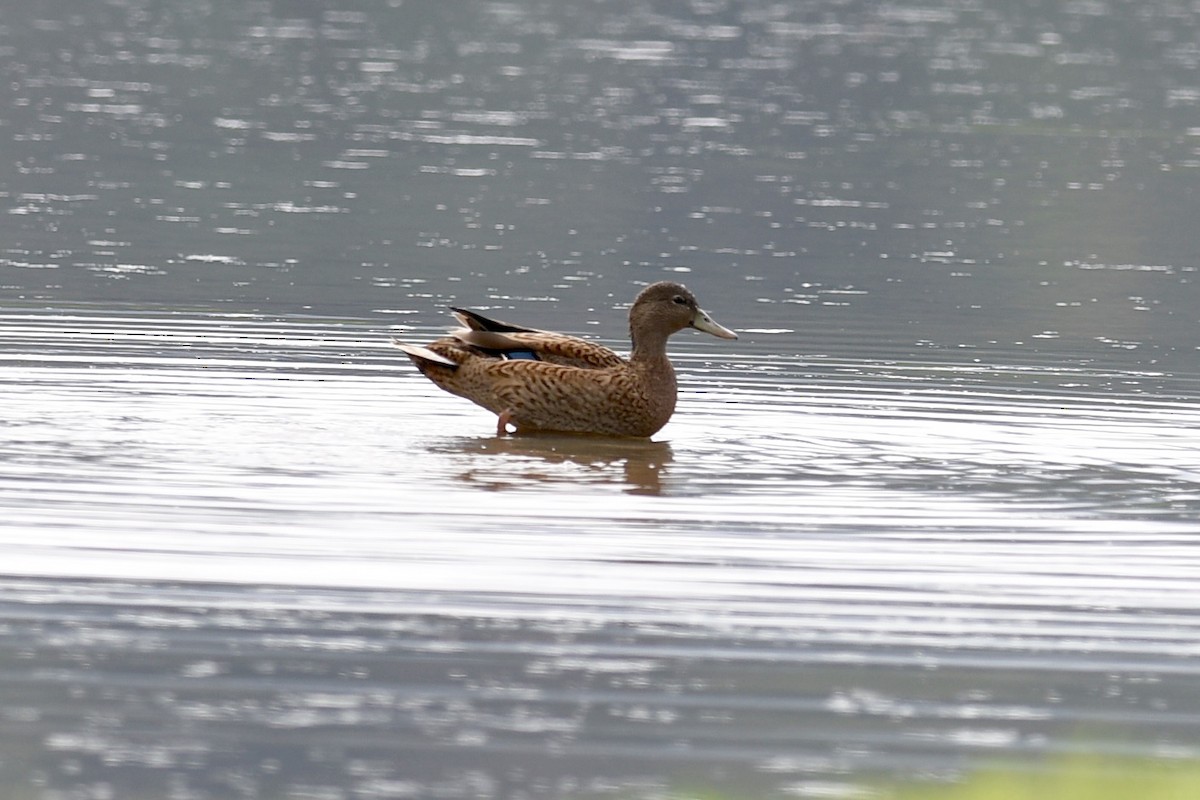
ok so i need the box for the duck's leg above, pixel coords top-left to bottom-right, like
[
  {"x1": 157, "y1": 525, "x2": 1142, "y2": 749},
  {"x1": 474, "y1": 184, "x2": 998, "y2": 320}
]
[{"x1": 496, "y1": 409, "x2": 514, "y2": 436}]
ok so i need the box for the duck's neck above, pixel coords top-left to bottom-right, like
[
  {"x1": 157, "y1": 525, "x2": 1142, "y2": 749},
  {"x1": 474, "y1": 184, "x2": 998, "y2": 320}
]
[{"x1": 629, "y1": 327, "x2": 672, "y2": 366}]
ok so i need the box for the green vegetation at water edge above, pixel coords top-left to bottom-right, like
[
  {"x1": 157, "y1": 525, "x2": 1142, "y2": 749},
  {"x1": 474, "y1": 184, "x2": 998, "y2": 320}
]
[{"x1": 881, "y1": 756, "x2": 1200, "y2": 800}]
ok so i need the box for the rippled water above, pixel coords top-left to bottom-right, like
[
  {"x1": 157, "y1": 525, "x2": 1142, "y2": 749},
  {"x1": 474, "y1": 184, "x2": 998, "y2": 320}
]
[
  {"x1": 4, "y1": 0, "x2": 1200, "y2": 797},
  {"x1": 4, "y1": 306, "x2": 1200, "y2": 797}
]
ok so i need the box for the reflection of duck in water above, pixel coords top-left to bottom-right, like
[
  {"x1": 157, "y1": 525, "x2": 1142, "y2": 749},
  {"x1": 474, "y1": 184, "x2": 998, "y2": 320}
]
[
  {"x1": 393, "y1": 281, "x2": 737, "y2": 437},
  {"x1": 442, "y1": 436, "x2": 674, "y2": 496}
]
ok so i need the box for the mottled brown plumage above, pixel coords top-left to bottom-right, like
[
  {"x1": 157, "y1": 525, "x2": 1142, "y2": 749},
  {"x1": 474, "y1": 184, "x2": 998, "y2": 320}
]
[{"x1": 393, "y1": 281, "x2": 737, "y2": 437}]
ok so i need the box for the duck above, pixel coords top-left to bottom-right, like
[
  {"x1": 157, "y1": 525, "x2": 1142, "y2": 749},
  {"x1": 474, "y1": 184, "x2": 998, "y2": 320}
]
[{"x1": 392, "y1": 281, "x2": 737, "y2": 437}]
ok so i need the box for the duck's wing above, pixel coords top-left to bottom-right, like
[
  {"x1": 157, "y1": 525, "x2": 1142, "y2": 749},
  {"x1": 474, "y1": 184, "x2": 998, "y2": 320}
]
[
  {"x1": 451, "y1": 328, "x2": 625, "y2": 370},
  {"x1": 450, "y1": 307, "x2": 539, "y2": 334},
  {"x1": 448, "y1": 306, "x2": 623, "y2": 368}
]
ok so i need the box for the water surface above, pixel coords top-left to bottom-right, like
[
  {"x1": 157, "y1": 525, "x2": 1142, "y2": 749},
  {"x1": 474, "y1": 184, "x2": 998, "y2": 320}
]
[{"x1": 3, "y1": 1, "x2": 1200, "y2": 798}]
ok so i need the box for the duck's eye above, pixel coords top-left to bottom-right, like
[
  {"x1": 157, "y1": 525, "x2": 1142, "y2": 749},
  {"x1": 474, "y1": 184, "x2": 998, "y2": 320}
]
[{"x1": 672, "y1": 295, "x2": 687, "y2": 305}]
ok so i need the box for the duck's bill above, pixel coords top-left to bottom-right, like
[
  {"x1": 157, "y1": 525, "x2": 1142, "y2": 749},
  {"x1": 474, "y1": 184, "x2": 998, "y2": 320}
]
[{"x1": 691, "y1": 309, "x2": 738, "y2": 339}]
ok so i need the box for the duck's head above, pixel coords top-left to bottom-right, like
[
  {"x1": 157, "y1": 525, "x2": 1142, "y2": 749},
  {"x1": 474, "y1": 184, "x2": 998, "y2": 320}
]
[{"x1": 629, "y1": 281, "x2": 738, "y2": 342}]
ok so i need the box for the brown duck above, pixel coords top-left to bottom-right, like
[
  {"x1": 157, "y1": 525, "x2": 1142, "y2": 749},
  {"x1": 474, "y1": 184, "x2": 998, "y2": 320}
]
[{"x1": 393, "y1": 281, "x2": 737, "y2": 437}]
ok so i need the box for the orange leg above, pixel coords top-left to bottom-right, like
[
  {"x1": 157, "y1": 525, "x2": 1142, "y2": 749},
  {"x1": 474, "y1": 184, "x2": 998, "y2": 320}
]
[{"x1": 496, "y1": 409, "x2": 514, "y2": 436}]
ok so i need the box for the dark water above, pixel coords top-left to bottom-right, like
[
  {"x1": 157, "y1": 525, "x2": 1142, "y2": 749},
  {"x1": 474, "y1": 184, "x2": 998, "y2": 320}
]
[{"x1": 3, "y1": 1, "x2": 1200, "y2": 798}]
